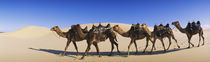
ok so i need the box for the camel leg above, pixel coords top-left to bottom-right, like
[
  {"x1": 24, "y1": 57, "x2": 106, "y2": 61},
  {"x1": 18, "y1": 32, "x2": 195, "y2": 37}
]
[
  {"x1": 93, "y1": 42, "x2": 101, "y2": 57},
  {"x1": 108, "y1": 37, "x2": 120, "y2": 56},
  {"x1": 143, "y1": 38, "x2": 149, "y2": 53},
  {"x1": 72, "y1": 41, "x2": 79, "y2": 56},
  {"x1": 109, "y1": 41, "x2": 114, "y2": 56},
  {"x1": 110, "y1": 34, "x2": 120, "y2": 53},
  {"x1": 127, "y1": 39, "x2": 134, "y2": 56},
  {"x1": 150, "y1": 38, "x2": 156, "y2": 53},
  {"x1": 149, "y1": 37, "x2": 156, "y2": 50},
  {"x1": 197, "y1": 34, "x2": 202, "y2": 47},
  {"x1": 172, "y1": 35, "x2": 180, "y2": 48},
  {"x1": 80, "y1": 42, "x2": 92, "y2": 59},
  {"x1": 160, "y1": 39, "x2": 166, "y2": 52},
  {"x1": 201, "y1": 31, "x2": 205, "y2": 45},
  {"x1": 133, "y1": 40, "x2": 138, "y2": 54},
  {"x1": 113, "y1": 41, "x2": 121, "y2": 53},
  {"x1": 167, "y1": 37, "x2": 172, "y2": 50},
  {"x1": 202, "y1": 35, "x2": 205, "y2": 45},
  {"x1": 112, "y1": 40, "x2": 121, "y2": 54},
  {"x1": 187, "y1": 35, "x2": 194, "y2": 48},
  {"x1": 62, "y1": 39, "x2": 71, "y2": 56}
]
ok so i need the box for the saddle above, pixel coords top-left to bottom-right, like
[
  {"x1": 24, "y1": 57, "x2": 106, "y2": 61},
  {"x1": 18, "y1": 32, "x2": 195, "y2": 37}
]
[
  {"x1": 154, "y1": 24, "x2": 171, "y2": 36},
  {"x1": 91, "y1": 24, "x2": 112, "y2": 40},
  {"x1": 187, "y1": 21, "x2": 201, "y2": 31}
]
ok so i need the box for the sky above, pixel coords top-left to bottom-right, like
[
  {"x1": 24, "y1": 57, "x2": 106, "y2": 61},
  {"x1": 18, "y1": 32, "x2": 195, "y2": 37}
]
[{"x1": 0, "y1": 0, "x2": 210, "y2": 32}]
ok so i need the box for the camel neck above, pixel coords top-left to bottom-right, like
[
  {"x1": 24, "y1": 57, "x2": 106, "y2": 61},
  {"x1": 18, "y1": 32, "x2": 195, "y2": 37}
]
[
  {"x1": 174, "y1": 24, "x2": 186, "y2": 33},
  {"x1": 114, "y1": 27, "x2": 130, "y2": 37},
  {"x1": 54, "y1": 28, "x2": 66, "y2": 38},
  {"x1": 143, "y1": 27, "x2": 152, "y2": 36}
]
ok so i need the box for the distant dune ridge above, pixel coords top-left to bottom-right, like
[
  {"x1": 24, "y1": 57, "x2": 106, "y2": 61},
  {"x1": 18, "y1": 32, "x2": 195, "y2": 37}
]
[{"x1": 0, "y1": 23, "x2": 209, "y2": 62}]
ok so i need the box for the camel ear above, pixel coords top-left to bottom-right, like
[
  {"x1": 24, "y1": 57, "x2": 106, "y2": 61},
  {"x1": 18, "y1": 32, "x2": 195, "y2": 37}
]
[{"x1": 116, "y1": 25, "x2": 119, "y2": 27}]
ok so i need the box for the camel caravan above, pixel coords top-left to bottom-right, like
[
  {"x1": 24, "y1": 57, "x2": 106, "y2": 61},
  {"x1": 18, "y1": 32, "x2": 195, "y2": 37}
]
[{"x1": 51, "y1": 21, "x2": 205, "y2": 59}]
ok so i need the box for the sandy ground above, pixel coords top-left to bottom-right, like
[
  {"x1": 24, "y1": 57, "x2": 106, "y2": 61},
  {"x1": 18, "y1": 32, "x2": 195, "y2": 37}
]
[{"x1": 0, "y1": 23, "x2": 209, "y2": 62}]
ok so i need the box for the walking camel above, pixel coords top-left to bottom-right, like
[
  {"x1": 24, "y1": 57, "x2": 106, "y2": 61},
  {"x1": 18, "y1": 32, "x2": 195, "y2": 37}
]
[
  {"x1": 71, "y1": 24, "x2": 120, "y2": 59},
  {"x1": 172, "y1": 21, "x2": 205, "y2": 48},
  {"x1": 112, "y1": 23, "x2": 154, "y2": 56},
  {"x1": 50, "y1": 26, "x2": 88, "y2": 56},
  {"x1": 149, "y1": 24, "x2": 180, "y2": 53}
]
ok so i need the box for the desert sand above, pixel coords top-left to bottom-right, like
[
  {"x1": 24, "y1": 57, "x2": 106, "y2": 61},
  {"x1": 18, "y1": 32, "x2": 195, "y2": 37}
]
[{"x1": 0, "y1": 23, "x2": 209, "y2": 62}]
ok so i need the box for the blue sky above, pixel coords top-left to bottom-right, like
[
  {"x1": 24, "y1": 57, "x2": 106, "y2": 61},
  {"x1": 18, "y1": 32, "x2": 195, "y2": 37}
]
[{"x1": 0, "y1": 0, "x2": 210, "y2": 32}]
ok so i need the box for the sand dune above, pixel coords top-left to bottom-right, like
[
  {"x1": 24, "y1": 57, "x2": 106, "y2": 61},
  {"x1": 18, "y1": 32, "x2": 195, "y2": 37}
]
[{"x1": 0, "y1": 23, "x2": 209, "y2": 62}]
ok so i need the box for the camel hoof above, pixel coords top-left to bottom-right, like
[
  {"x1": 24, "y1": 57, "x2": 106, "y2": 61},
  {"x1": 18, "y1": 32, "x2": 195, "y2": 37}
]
[
  {"x1": 142, "y1": 51, "x2": 145, "y2": 53},
  {"x1": 99, "y1": 55, "x2": 102, "y2": 57},
  {"x1": 197, "y1": 45, "x2": 200, "y2": 47},
  {"x1": 202, "y1": 44, "x2": 204, "y2": 46},
  {"x1": 80, "y1": 56, "x2": 85, "y2": 60},
  {"x1": 187, "y1": 46, "x2": 190, "y2": 48},
  {"x1": 178, "y1": 46, "x2": 180, "y2": 48}
]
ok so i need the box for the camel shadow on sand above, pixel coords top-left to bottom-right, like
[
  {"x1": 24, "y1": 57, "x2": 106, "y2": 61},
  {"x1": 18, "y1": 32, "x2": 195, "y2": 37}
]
[{"x1": 29, "y1": 47, "x2": 192, "y2": 58}]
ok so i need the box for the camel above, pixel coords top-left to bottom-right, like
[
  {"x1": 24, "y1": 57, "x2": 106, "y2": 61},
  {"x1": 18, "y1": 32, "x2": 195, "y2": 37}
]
[
  {"x1": 50, "y1": 26, "x2": 88, "y2": 56},
  {"x1": 150, "y1": 24, "x2": 180, "y2": 53},
  {"x1": 71, "y1": 24, "x2": 120, "y2": 59},
  {"x1": 113, "y1": 23, "x2": 154, "y2": 56},
  {"x1": 172, "y1": 21, "x2": 205, "y2": 48}
]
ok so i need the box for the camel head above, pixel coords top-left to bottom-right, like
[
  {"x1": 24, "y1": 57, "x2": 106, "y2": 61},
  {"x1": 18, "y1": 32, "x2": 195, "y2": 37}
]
[
  {"x1": 141, "y1": 24, "x2": 148, "y2": 30},
  {"x1": 172, "y1": 21, "x2": 180, "y2": 26},
  {"x1": 113, "y1": 25, "x2": 120, "y2": 31},
  {"x1": 50, "y1": 26, "x2": 59, "y2": 31}
]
